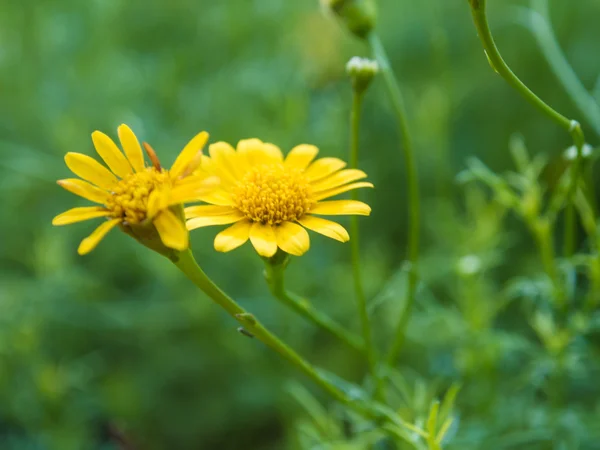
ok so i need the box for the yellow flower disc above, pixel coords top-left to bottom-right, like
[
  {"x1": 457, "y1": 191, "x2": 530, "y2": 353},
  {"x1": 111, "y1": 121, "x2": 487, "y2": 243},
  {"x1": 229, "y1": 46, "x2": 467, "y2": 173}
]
[
  {"x1": 232, "y1": 165, "x2": 312, "y2": 225},
  {"x1": 105, "y1": 169, "x2": 171, "y2": 224}
]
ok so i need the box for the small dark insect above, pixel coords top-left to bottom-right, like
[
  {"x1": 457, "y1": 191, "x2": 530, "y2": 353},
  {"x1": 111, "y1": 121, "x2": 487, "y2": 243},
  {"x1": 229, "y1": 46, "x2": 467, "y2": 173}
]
[{"x1": 237, "y1": 327, "x2": 255, "y2": 338}]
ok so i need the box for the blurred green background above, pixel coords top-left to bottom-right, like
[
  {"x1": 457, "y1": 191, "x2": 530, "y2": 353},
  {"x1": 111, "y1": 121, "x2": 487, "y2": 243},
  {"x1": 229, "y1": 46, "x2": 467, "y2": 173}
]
[{"x1": 2, "y1": 0, "x2": 600, "y2": 449}]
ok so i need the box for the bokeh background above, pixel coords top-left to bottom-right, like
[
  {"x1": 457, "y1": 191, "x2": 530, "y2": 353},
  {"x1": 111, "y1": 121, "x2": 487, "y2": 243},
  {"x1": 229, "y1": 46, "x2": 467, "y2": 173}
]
[{"x1": 2, "y1": 0, "x2": 600, "y2": 449}]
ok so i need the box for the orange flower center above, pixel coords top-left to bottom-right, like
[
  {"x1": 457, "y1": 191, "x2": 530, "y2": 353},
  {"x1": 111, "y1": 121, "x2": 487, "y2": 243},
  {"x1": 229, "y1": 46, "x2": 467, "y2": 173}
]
[
  {"x1": 232, "y1": 164, "x2": 312, "y2": 225},
  {"x1": 105, "y1": 168, "x2": 170, "y2": 224}
]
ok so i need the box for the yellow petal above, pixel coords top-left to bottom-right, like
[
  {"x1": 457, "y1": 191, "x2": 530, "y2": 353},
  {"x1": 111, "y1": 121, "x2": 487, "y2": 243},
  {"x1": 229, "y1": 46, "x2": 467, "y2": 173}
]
[
  {"x1": 175, "y1": 172, "x2": 217, "y2": 187},
  {"x1": 297, "y1": 216, "x2": 349, "y2": 242},
  {"x1": 261, "y1": 143, "x2": 284, "y2": 164},
  {"x1": 237, "y1": 138, "x2": 282, "y2": 166},
  {"x1": 64, "y1": 153, "x2": 118, "y2": 190},
  {"x1": 154, "y1": 209, "x2": 189, "y2": 251},
  {"x1": 309, "y1": 200, "x2": 371, "y2": 216},
  {"x1": 185, "y1": 205, "x2": 237, "y2": 219},
  {"x1": 312, "y1": 181, "x2": 374, "y2": 202},
  {"x1": 310, "y1": 169, "x2": 368, "y2": 193},
  {"x1": 275, "y1": 221, "x2": 310, "y2": 256},
  {"x1": 214, "y1": 220, "x2": 252, "y2": 252},
  {"x1": 191, "y1": 156, "x2": 217, "y2": 180},
  {"x1": 304, "y1": 157, "x2": 347, "y2": 181},
  {"x1": 52, "y1": 206, "x2": 111, "y2": 226},
  {"x1": 284, "y1": 144, "x2": 319, "y2": 170},
  {"x1": 208, "y1": 141, "x2": 235, "y2": 159},
  {"x1": 187, "y1": 212, "x2": 245, "y2": 230},
  {"x1": 118, "y1": 124, "x2": 145, "y2": 173},
  {"x1": 147, "y1": 188, "x2": 170, "y2": 219},
  {"x1": 77, "y1": 218, "x2": 121, "y2": 255},
  {"x1": 249, "y1": 222, "x2": 277, "y2": 257},
  {"x1": 208, "y1": 142, "x2": 248, "y2": 182},
  {"x1": 170, "y1": 131, "x2": 209, "y2": 179},
  {"x1": 194, "y1": 189, "x2": 235, "y2": 206},
  {"x1": 198, "y1": 154, "x2": 215, "y2": 174},
  {"x1": 236, "y1": 138, "x2": 265, "y2": 166},
  {"x1": 57, "y1": 179, "x2": 110, "y2": 204},
  {"x1": 91, "y1": 130, "x2": 133, "y2": 179},
  {"x1": 168, "y1": 176, "x2": 220, "y2": 205}
]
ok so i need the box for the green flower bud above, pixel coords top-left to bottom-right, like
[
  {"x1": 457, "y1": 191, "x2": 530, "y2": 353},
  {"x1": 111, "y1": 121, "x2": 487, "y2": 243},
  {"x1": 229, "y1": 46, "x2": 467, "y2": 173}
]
[
  {"x1": 456, "y1": 254, "x2": 482, "y2": 277},
  {"x1": 346, "y1": 56, "x2": 379, "y2": 93},
  {"x1": 563, "y1": 143, "x2": 592, "y2": 161},
  {"x1": 320, "y1": 0, "x2": 377, "y2": 39}
]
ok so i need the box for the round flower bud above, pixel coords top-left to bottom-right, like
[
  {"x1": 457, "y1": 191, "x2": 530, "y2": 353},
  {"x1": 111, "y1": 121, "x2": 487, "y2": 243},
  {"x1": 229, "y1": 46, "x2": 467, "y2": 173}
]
[
  {"x1": 346, "y1": 56, "x2": 379, "y2": 93},
  {"x1": 456, "y1": 254, "x2": 482, "y2": 276},
  {"x1": 563, "y1": 143, "x2": 593, "y2": 161},
  {"x1": 320, "y1": 0, "x2": 377, "y2": 39}
]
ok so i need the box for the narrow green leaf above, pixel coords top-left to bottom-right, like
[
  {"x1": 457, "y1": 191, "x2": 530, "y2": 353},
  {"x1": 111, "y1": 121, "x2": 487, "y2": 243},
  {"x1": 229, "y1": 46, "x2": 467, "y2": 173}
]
[{"x1": 439, "y1": 384, "x2": 461, "y2": 424}]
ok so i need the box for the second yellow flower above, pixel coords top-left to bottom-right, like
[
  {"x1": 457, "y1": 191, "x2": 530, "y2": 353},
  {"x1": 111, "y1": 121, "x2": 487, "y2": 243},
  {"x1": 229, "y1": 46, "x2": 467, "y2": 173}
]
[{"x1": 186, "y1": 139, "x2": 373, "y2": 257}]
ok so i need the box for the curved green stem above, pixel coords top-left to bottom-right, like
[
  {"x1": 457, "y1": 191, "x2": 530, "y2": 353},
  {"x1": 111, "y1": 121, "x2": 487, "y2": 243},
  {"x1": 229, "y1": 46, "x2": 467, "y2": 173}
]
[
  {"x1": 469, "y1": 0, "x2": 586, "y2": 148},
  {"x1": 171, "y1": 249, "x2": 424, "y2": 435},
  {"x1": 173, "y1": 249, "x2": 351, "y2": 401},
  {"x1": 368, "y1": 33, "x2": 420, "y2": 366},
  {"x1": 264, "y1": 259, "x2": 365, "y2": 354},
  {"x1": 469, "y1": 0, "x2": 586, "y2": 258},
  {"x1": 349, "y1": 89, "x2": 379, "y2": 386},
  {"x1": 468, "y1": 0, "x2": 581, "y2": 139}
]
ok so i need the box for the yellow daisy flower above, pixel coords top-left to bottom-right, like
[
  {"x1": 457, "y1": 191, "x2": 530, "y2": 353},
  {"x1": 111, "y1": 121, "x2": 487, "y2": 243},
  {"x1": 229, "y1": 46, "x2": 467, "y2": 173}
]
[
  {"x1": 185, "y1": 139, "x2": 373, "y2": 257},
  {"x1": 53, "y1": 124, "x2": 217, "y2": 255}
]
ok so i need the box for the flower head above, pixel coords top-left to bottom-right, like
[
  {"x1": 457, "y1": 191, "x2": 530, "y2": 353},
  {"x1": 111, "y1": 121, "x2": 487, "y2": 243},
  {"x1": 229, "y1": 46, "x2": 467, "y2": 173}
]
[
  {"x1": 346, "y1": 56, "x2": 379, "y2": 93},
  {"x1": 185, "y1": 139, "x2": 373, "y2": 257},
  {"x1": 320, "y1": 0, "x2": 377, "y2": 39},
  {"x1": 563, "y1": 143, "x2": 593, "y2": 161},
  {"x1": 53, "y1": 125, "x2": 217, "y2": 255}
]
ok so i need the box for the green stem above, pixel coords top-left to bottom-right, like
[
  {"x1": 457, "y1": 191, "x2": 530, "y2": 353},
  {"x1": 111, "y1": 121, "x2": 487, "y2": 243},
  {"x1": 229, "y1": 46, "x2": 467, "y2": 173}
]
[
  {"x1": 171, "y1": 249, "x2": 423, "y2": 435},
  {"x1": 563, "y1": 152, "x2": 586, "y2": 257},
  {"x1": 573, "y1": 190, "x2": 600, "y2": 311},
  {"x1": 563, "y1": 202, "x2": 576, "y2": 257},
  {"x1": 531, "y1": 218, "x2": 565, "y2": 308},
  {"x1": 585, "y1": 259, "x2": 600, "y2": 312},
  {"x1": 173, "y1": 249, "x2": 351, "y2": 401},
  {"x1": 469, "y1": 0, "x2": 586, "y2": 261},
  {"x1": 468, "y1": 0, "x2": 582, "y2": 140},
  {"x1": 350, "y1": 89, "x2": 380, "y2": 394},
  {"x1": 264, "y1": 259, "x2": 365, "y2": 354},
  {"x1": 584, "y1": 162, "x2": 598, "y2": 217},
  {"x1": 368, "y1": 33, "x2": 420, "y2": 366}
]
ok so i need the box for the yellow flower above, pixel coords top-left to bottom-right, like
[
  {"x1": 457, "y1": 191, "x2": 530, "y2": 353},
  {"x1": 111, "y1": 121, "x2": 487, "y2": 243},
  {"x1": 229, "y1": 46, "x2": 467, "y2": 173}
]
[
  {"x1": 185, "y1": 139, "x2": 373, "y2": 257},
  {"x1": 53, "y1": 124, "x2": 217, "y2": 255}
]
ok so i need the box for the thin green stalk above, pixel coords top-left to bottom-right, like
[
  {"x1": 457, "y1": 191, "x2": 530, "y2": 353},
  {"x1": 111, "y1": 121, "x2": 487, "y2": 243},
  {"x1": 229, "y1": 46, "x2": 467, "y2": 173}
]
[
  {"x1": 563, "y1": 151, "x2": 588, "y2": 257},
  {"x1": 264, "y1": 260, "x2": 365, "y2": 354},
  {"x1": 173, "y1": 249, "x2": 351, "y2": 402},
  {"x1": 586, "y1": 259, "x2": 600, "y2": 312},
  {"x1": 530, "y1": 218, "x2": 565, "y2": 307},
  {"x1": 426, "y1": 0, "x2": 455, "y2": 198},
  {"x1": 563, "y1": 203, "x2": 576, "y2": 256},
  {"x1": 573, "y1": 190, "x2": 600, "y2": 311},
  {"x1": 469, "y1": 0, "x2": 586, "y2": 257},
  {"x1": 171, "y1": 249, "x2": 424, "y2": 436},
  {"x1": 368, "y1": 33, "x2": 420, "y2": 366},
  {"x1": 349, "y1": 89, "x2": 380, "y2": 395},
  {"x1": 468, "y1": 0, "x2": 581, "y2": 140},
  {"x1": 584, "y1": 162, "x2": 598, "y2": 216}
]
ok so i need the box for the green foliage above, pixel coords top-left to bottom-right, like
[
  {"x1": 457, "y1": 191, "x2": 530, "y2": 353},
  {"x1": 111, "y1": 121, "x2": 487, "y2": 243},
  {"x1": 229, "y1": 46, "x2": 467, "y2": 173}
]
[{"x1": 2, "y1": 0, "x2": 600, "y2": 449}]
